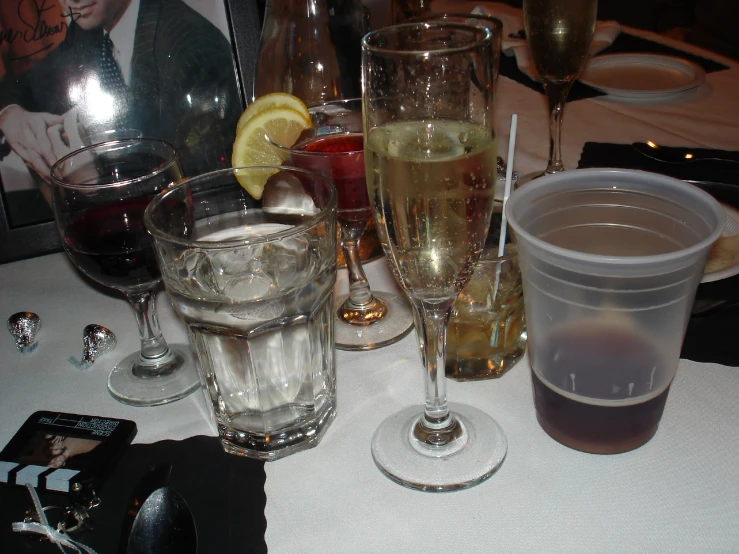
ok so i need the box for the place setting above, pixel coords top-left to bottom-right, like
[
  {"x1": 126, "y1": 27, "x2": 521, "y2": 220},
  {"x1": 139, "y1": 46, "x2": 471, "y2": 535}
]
[{"x1": 2, "y1": 0, "x2": 739, "y2": 552}]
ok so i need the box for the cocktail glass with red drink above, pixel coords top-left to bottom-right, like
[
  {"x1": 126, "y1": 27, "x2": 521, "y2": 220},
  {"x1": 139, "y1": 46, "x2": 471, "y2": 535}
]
[{"x1": 279, "y1": 99, "x2": 414, "y2": 350}]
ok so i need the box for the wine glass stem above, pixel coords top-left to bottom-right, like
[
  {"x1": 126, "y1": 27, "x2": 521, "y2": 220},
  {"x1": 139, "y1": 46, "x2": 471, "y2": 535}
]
[
  {"x1": 340, "y1": 220, "x2": 375, "y2": 308},
  {"x1": 543, "y1": 80, "x2": 573, "y2": 174},
  {"x1": 343, "y1": 248, "x2": 372, "y2": 307},
  {"x1": 127, "y1": 290, "x2": 174, "y2": 376}
]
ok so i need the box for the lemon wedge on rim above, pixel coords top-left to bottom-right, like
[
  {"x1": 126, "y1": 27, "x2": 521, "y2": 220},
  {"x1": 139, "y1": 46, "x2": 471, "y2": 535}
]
[
  {"x1": 231, "y1": 102, "x2": 312, "y2": 200},
  {"x1": 236, "y1": 92, "x2": 311, "y2": 133}
]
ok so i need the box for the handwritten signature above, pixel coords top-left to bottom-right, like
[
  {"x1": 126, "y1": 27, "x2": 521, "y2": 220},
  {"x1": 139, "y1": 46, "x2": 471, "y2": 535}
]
[{"x1": 0, "y1": 0, "x2": 84, "y2": 61}]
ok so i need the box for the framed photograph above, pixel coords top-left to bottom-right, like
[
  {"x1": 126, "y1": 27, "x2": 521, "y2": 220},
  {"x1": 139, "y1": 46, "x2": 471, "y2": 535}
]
[{"x1": 0, "y1": 0, "x2": 261, "y2": 264}]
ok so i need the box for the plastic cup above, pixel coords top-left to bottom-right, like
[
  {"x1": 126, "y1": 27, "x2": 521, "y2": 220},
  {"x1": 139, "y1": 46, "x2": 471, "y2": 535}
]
[{"x1": 506, "y1": 169, "x2": 725, "y2": 454}]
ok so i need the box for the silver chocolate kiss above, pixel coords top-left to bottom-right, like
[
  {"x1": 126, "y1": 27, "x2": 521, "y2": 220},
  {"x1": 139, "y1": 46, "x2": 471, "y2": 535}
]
[{"x1": 7, "y1": 312, "x2": 41, "y2": 353}]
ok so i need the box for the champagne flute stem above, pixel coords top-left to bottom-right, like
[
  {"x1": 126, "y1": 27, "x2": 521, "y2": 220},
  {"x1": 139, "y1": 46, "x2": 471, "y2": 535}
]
[
  {"x1": 543, "y1": 80, "x2": 573, "y2": 174},
  {"x1": 127, "y1": 290, "x2": 174, "y2": 375},
  {"x1": 413, "y1": 299, "x2": 462, "y2": 446}
]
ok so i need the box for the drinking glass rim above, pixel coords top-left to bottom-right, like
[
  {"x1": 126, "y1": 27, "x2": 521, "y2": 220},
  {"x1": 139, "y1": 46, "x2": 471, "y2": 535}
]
[
  {"x1": 408, "y1": 12, "x2": 504, "y2": 35},
  {"x1": 270, "y1": 98, "x2": 364, "y2": 157},
  {"x1": 362, "y1": 21, "x2": 493, "y2": 56},
  {"x1": 50, "y1": 138, "x2": 179, "y2": 191},
  {"x1": 269, "y1": 130, "x2": 364, "y2": 158},
  {"x1": 145, "y1": 165, "x2": 337, "y2": 249},
  {"x1": 505, "y1": 168, "x2": 726, "y2": 267}
]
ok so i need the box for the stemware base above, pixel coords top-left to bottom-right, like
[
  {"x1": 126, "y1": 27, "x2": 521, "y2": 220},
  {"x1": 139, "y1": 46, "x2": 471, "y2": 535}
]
[
  {"x1": 371, "y1": 402, "x2": 507, "y2": 492},
  {"x1": 108, "y1": 344, "x2": 200, "y2": 406},
  {"x1": 334, "y1": 291, "x2": 414, "y2": 351}
]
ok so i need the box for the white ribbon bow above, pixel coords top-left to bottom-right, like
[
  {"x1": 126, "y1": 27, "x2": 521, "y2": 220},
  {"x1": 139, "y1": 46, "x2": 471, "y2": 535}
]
[{"x1": 12, "y1": 483, "x2": 97, "y2": 554}]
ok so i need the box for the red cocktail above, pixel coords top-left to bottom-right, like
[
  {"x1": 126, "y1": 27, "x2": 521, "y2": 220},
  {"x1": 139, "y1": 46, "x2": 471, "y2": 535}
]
[{"x1": 279, "y1": 99, "x2": 414, "y2": 351}]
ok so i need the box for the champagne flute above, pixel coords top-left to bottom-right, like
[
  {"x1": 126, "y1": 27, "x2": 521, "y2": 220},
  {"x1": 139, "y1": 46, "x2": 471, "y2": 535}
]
[
  {"x1": 277, "y1": 99, "x2": 415, "y2": 350},
  {"x1": 520, "y1": 0, "x2": 597, "y2": 183},
  {"x1": 50, "y1": 139, "x2": 200, "y2": 406},
  {"x1": 363, "y1": 22, "x2": 507, "y2": 491}
]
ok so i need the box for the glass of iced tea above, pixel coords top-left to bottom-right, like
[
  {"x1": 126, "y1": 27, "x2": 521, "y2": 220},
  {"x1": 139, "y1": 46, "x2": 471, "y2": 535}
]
[
  {"x1": 276, "y1": 99, "x2": 415, "y2": 351},
  {"x1": 446, "y1": 242, "x2": 526, "y2": 381}
]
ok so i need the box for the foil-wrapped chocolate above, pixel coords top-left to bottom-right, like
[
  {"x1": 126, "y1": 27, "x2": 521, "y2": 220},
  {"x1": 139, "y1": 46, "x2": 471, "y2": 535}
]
[
  {"x1": 7, "y1": 312, "x2": 41, "y2": 353},
  {"x1": 69, "y1": 324, "x2": 117, "y2": 369},
  {"x1": 81, "y1": 324, "x2": 117, "y2": 365}
]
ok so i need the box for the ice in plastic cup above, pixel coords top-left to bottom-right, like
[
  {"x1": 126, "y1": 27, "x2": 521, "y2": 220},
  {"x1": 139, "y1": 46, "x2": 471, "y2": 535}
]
[{"x1": 505, "y1": 169, "x2": 725, "y2": 454}]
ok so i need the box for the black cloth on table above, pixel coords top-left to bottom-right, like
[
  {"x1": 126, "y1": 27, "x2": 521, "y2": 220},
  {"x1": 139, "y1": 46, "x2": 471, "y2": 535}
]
[{"x1": 0, "y1": 435, "x2": 267, "y2": 553}]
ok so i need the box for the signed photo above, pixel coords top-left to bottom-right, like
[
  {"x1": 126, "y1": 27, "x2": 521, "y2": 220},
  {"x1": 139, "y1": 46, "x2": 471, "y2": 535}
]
[{"x1": 0, "y1": 0, "x2": 243, "y2": 232}]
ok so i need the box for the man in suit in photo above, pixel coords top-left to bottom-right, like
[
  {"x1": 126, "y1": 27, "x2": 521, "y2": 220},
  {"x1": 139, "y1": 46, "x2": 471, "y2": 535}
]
[{"x1": 0, "y1": 0, "x2": 242, "y2": 181}]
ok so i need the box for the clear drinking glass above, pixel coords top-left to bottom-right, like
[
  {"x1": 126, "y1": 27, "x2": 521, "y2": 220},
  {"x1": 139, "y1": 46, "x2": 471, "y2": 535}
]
[
  {"x1": 145, "y1": 166, "x2": 338, "y2": 460},
  {"x1": 363, "y1": 22, "x2": 507, "y2": 491},
  {"x1": 276, "y1": 99, "x2": 415, "y2": 351},
  {"x1": 519, "y1": 0, "x2": 597, "y2": 183},
  {"x1": 50, "y1": 139, "x2": 200, "y2": 406}
]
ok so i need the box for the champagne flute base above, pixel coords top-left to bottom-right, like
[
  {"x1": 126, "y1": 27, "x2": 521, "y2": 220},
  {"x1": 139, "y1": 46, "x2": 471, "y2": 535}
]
[
  {"x1": 371, "y1": 402, "x2": 507, "y2": 492},
  {"x1": 107, "y1": 344, "x2": 200, "y2": 406},
  {"x1": 334, "y1": 291, "x2": 414, "y2": 351}
]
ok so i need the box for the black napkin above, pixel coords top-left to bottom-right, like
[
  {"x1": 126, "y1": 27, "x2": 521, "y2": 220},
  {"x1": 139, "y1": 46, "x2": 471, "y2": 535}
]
[
  {"x1": 0, "y1": 435, "x2": 267, "y2": 553},
  {"x1": 501, "y1": 32, "x2": 730, "y2": 101},
  {"x1": 578, "y1": 141, "x2": 739, "y2": 367}
]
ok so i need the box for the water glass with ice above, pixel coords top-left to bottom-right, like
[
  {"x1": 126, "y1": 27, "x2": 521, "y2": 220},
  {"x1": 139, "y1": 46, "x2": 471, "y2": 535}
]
[{"x1": 145, "y1": 166, "x2": 337, "y2": 461}]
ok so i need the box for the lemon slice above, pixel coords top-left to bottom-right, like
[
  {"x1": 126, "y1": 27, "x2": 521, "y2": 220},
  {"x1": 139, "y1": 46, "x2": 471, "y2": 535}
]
[
  {"x1": 236, "y1": 93, "x2": 311, "y2": 134},
  {"x1": 231, "y1": 106, "x2": 312, "y2": 199}
]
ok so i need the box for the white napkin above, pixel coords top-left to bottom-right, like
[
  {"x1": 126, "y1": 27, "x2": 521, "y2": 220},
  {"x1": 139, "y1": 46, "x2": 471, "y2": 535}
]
[{"x1": 472, "y1": 5, "x2": 621, "y2": 81}]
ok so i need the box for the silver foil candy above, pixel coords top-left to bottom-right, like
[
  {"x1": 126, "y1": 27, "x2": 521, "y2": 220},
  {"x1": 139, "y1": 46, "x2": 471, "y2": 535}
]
[
  {"x1": 69, "y1": 324, "x2": 117, "y2": 369},
  {"x1": 7, "y1": 312, "x2": 41, "y2": 353}
]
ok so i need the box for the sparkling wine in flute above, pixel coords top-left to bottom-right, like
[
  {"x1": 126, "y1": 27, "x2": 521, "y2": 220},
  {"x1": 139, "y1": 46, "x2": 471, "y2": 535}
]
[
  {"x1": 365, "y1": 119, "x2": 498, "y2": 299},
  {"x1": 523, "y1": 0, "x2": 597, "y2": 83}
]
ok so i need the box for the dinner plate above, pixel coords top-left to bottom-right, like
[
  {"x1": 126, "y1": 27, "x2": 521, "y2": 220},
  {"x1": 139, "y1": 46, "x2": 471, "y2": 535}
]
[
  {"x1": 580, "y1": 53, "x2": 705, "y2": 99},
  {"x1": 702, "y1": 203, "x2": 739, "y2": 283}
]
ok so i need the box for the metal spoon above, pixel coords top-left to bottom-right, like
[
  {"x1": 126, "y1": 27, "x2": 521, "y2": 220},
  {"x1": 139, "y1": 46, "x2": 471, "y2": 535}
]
[
  {"x1": 633, "y1": 142, "x2": 739, "y2": 165},
  {"x1": 126, "y1": 487, "x2": 197, "y2": 554}
]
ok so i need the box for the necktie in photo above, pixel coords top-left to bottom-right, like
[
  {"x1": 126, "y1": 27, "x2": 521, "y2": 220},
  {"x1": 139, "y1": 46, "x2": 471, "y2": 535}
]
[{"x1": 100, "y1": 33, "x2": 127, "y2": 95}]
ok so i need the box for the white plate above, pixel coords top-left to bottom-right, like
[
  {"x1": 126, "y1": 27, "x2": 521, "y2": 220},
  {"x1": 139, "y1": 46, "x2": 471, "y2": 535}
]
[
  {"x1": 702, "y1": 204, "x2": 739, "y2": 283},
  {"x1": 580, "y1": 53, "x2": 705, "y2": 99}
]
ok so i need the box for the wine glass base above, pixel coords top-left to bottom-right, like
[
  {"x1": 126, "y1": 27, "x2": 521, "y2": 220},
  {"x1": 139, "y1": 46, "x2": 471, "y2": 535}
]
[
  {"x1": 107, "y1": 344, "x2": 201, "y2": 406},
  {"x1": 371, "y1": 402, "x2": 507, "y2": 492},
  {"x1": 334, "y1": 291, "x2": 414, "y2": 351}
]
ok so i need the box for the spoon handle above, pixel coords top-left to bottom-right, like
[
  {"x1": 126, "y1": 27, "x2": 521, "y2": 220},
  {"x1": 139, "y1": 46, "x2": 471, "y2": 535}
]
[{"x1": 633, "y1": 142, "x2": 739, "y2": 165}]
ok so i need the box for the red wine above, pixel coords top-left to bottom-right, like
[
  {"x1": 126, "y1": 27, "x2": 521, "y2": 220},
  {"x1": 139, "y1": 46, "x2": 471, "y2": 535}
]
[
  {"x1": 531, "y1": 325, "x2": 671, "y2": 454},
  {"x1": 63, "y1": 199, "x2": 160, "y2": 291},
  {"x1": 294, "y1": 133, "x2": 369, "y2": 219}
]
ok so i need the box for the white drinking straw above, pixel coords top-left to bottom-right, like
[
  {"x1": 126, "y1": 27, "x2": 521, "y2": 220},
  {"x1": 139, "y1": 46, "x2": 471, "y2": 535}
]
[
  {"x1": 497, "y1": 113, "x2": 518, "y2": 257},
  {"x1": 491, "y1": 114, "x2": 519, "y2": 346}
]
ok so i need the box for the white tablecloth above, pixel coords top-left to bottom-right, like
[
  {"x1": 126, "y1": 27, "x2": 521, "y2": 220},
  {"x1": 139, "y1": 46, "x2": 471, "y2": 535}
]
[{"x1": 2, "y1": 4, "x2": 739, "y2": 552}]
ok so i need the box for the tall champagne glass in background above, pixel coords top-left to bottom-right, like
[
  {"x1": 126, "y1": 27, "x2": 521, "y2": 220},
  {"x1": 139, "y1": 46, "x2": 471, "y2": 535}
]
[
  {"x1": 277, "y1": 99, "x2": 415, "y2": 350},
  {"x1": 51, "y1": 139, "x2": 200, "y2": 406},
  {"x1": 521, "y1": 0, "x2": 597, "y2": 182},
  {"x1": 363, "y1": 22, "x2": 507, "y2": 491}
]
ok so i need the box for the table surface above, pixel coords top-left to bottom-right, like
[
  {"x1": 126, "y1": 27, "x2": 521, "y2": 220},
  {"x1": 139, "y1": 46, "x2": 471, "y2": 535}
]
[{"x1": 2, "y1": 3, "x2": 739, "y2": 553}]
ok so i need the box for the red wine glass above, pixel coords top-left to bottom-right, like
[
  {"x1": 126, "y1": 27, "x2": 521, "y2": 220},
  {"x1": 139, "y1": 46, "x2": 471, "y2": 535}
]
[{"x1": 50, "y1": 139, "x2": 200, "y2": 406}]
